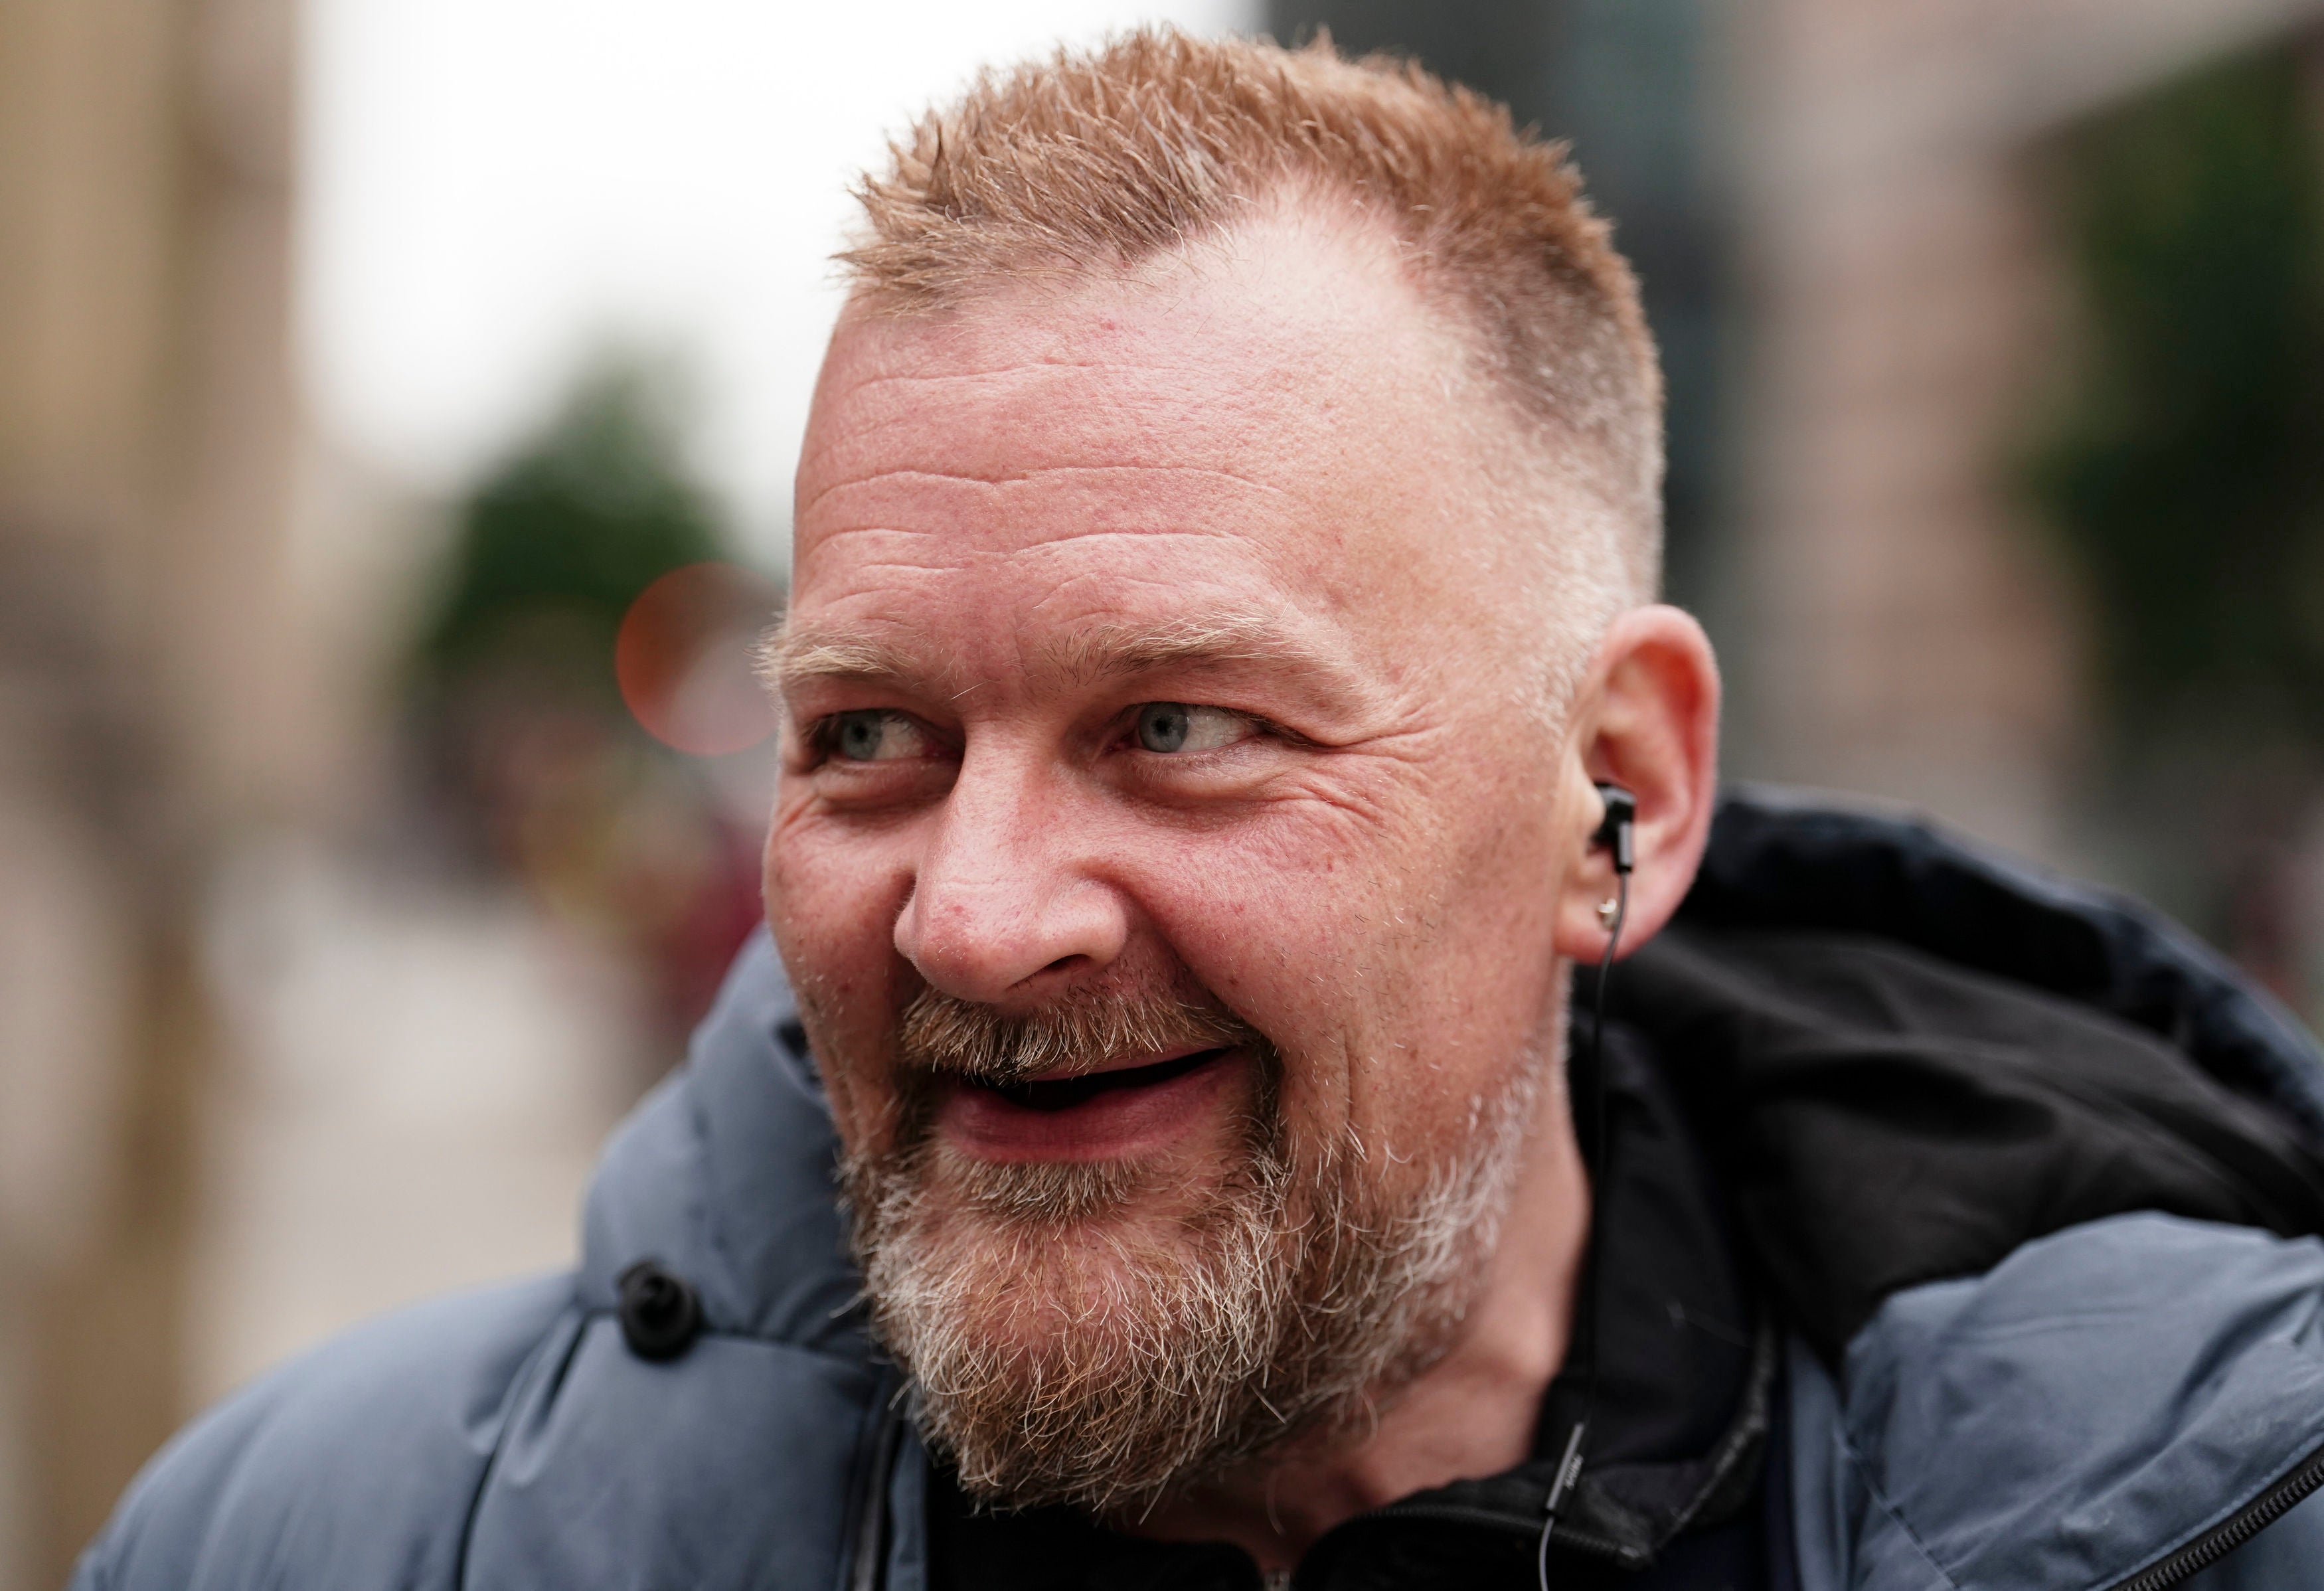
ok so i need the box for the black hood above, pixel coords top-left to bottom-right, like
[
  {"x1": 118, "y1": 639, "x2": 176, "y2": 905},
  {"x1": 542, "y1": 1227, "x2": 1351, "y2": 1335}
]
[{"x1": 1611, "y1": 787, "x2": 2324, "y2": 1363}]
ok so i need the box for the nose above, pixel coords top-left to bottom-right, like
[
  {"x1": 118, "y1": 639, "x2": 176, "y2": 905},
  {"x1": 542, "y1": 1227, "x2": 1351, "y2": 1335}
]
[{"x1": 892, "y1": 742, "x2": 1129, "y2": 1004}]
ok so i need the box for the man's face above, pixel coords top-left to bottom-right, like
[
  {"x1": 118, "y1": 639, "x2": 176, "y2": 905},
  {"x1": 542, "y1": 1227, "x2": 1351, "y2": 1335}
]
[{"x1": 769, "y1": 212, "x2": 1592, "y2": 1508}]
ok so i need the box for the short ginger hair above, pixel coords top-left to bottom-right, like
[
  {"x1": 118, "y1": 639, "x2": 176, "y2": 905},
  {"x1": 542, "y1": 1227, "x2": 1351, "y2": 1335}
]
[{"x1": 841, "y1": 27, "x2": 1665, "y2": 598}]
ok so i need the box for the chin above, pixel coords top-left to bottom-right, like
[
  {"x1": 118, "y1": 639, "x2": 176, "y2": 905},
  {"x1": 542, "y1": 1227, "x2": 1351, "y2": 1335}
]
[
  {"x1": 908, "y1": 1145, "x2": 1262, "y2": 1307},
  {"x1": 845, "y1": 1129, "x2": 1301, "y2": 1510}
]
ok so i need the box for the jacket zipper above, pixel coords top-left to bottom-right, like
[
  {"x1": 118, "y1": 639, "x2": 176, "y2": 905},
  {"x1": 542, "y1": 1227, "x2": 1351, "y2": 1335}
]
[
  {"x1": 851, "y1": 1380, "x2": 906, "y2": 1591},
  {"x1": 2106, "y1": 1435, "x2": 2324, "y2": 1591}
]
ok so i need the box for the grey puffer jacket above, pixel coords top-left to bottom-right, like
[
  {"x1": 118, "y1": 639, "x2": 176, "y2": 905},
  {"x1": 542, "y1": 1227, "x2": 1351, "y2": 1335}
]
[{"x1": 74, "y1": 792, "x2": 2324, "y2": 1590}]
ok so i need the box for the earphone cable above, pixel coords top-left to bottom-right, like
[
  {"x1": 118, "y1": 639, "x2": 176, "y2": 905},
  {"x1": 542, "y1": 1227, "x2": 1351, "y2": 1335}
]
[{"x1": 1538, "y1": 867, "x2": 1627, "y2": 1591}]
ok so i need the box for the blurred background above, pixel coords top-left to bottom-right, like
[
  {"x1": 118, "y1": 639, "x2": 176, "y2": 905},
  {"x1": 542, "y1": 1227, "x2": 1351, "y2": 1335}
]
[{"x1": 4, "y1": 0, "x2": 2323, "y2": 1579}]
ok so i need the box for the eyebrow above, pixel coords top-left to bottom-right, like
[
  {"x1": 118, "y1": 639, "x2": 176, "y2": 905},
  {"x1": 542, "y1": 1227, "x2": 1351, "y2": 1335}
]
[
  {"x1": 1048, "y1": 613, "x2": 1294, "y2": 685},
  {"x1": 756, "y1": 624, "x2": 923, "y2": 693},
  {"x1": 761, "y1": 610, "x2": 1361, "y2": 703}
]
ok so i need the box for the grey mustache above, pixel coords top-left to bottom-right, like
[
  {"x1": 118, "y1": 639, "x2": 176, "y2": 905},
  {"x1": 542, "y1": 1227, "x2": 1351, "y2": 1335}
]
[{"x1": 896, "y1": 983, "x2": 1262, "y2": 1086}]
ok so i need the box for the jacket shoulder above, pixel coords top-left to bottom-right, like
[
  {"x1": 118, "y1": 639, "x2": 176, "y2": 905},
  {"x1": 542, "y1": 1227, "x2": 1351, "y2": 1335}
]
[
  {"x1": 1787, "y1": 1215, "x2": 2324, "y2": 1591},
  {"x1": 74, "y1": 1272, "x2": 580, "y2": 1591}
]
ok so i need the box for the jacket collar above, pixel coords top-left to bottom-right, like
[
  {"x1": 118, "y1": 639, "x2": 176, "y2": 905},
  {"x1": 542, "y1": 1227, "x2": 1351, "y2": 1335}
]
[{"x1": 577, "y1": 930, "x2": 869, "y2": 1355}]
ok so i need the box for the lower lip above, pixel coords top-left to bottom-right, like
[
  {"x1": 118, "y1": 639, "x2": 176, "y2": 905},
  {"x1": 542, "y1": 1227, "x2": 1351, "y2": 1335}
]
[{"x1": 938, "y1": 1049, "x2": 1245, "y2": 1162}]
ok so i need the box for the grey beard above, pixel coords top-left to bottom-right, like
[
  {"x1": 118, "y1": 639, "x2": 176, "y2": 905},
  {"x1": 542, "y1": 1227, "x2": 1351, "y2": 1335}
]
[{"x1": 841, "y1": 983, "x2": 1552, "y2": 1517}]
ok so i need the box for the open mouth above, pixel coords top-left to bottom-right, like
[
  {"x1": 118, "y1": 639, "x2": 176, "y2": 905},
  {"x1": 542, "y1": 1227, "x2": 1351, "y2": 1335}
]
[
  {"x1": 975, "y1": 1048, "x2": 1234, "y2": 1112},
  {"x1": 941, "y1": 1045, "x2": 1245, "y2": 1160}
]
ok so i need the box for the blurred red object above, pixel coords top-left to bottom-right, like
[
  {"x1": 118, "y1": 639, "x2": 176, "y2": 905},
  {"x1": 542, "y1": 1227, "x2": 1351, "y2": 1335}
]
[{"x1": 616, "y1": 562, "x2": 783, "y2": 756}]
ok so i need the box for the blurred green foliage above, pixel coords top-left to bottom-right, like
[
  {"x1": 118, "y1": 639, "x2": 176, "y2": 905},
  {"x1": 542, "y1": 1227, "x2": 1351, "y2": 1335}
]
[
  {"x1": 416, "y1": 358, "x2": 724, "y2": 701},
  {"x1": 402, "y1": 358, "x2": 768, "y2": 1043},
  {"x1": 2031, "y1": 48, "x2": 2324, "y2": 744}
]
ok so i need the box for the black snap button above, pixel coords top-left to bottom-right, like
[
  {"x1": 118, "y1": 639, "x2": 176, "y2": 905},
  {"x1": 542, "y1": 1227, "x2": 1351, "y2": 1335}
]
[{"x1": 617, "y1": 1260, "x2": 703, "y2": 1362}]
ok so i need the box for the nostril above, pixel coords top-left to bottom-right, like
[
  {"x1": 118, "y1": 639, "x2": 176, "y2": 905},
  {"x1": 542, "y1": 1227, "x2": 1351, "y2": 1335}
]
[{"x1": 1040, "y1": 954, "x2": 1090, "y2": 976}]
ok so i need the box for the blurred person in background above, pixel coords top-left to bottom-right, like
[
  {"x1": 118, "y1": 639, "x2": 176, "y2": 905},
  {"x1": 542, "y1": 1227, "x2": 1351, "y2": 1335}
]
[{"x1": 71, "y1": 28, "x2": 2324, "y2": 1591}]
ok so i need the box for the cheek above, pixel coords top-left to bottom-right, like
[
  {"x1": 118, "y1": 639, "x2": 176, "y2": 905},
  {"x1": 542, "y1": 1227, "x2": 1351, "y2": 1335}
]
[
  {"x1": 766, "y1": 798, "x2": 884, "y2": 980},
  {"x1": 765, "y1": 794, "x2": 917, "y2": 1147},
  {"x1": 1125, "y1": 776, "x2": 1565, "y2": 1152}
]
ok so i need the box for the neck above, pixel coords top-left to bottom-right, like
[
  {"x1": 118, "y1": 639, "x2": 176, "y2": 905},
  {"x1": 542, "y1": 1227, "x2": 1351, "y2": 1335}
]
[{"x1": 1126, "y1": 1084, "x2": 1592, "y2": 1572}]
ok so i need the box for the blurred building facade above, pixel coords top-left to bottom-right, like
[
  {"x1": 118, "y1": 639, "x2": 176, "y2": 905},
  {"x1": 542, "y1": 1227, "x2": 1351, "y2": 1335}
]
[
  {"x1": 0, "y1": 0, "x2": 651, "y2": 1582},
  {"x1": 0, "y1": 0, "x2": 304, "y2": 1578},
  {"x1": 5, "y1": 0, "x2": 2324, "y2": 1584},
  {"x1": 1729, "y1": 0, "x2": 2324, "y2": 883}
]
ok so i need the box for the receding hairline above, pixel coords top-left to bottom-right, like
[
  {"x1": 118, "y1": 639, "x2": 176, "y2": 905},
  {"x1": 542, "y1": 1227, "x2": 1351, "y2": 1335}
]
[
  {"x1": 833, "y1": 27, "x2": 1663, "y2": 607},
  {"x1": 821, "y1": 181, "x2": 1653, "y2": 624}
]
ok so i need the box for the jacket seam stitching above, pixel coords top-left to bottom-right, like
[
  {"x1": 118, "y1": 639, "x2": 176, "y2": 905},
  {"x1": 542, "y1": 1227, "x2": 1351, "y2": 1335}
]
[
  {"x1": 1835, "y1": 1423, "x2": 1963, "y2": 1591},
  {"x1": 450, "y1": 1301, "x2": 590, "y2": 1591}
]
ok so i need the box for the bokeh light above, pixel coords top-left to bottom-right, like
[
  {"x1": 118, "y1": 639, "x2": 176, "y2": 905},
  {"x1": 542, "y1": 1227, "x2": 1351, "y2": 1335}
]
[{"x1": 616, "y1": 562, "x2": 784, "y2": 756}]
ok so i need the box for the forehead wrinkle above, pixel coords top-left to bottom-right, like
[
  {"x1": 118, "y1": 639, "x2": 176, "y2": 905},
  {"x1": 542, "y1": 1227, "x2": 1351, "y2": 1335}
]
[
  {"x1": 833, "y1": 356, "x2": 1208, "y2": 394},
  {"x1": 829, "y1": 359, "x2": 1310, "y2": 434},
  {"x1": 799, "y1": 462, "x2": 1292, "y2": 527}
]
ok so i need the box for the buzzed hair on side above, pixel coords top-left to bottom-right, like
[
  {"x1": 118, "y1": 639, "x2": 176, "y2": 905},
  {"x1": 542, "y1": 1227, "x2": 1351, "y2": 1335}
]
[{"x1": 840, "y1": 27, "x2": 1665, "y2": 602}]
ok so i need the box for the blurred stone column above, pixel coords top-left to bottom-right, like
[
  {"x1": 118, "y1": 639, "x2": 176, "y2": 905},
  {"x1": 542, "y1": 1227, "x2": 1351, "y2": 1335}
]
[{"x1": 0, "y1": 0, "x2": 303, "y2": 1580}]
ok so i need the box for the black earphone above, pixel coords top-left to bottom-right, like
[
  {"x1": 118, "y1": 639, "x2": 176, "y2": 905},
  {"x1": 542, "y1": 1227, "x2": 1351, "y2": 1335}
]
[
  {"x1": 1540, "y1": 782, "x2": 1637, "y2": 1589},
  {"x1": 1591, "y1": 782, "x2": 1637, "y2": 877}
]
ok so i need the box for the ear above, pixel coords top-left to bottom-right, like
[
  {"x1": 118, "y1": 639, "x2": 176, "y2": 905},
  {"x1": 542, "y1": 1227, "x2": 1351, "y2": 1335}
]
[{"x1": 1550, "y1": 605, "x2": 1722, "y2": 963}]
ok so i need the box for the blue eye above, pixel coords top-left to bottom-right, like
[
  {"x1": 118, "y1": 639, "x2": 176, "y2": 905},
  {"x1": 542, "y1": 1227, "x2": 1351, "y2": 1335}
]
[
  {"x1": 1136, "y1": 703, "x2": 1191, "y2": 752},
  {"x1": 825, "y1": 710, "x2": 928, "y2": 762},
  {"x1": 1131, "y1": 703, "x2": 1252, "y2": 754}
]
